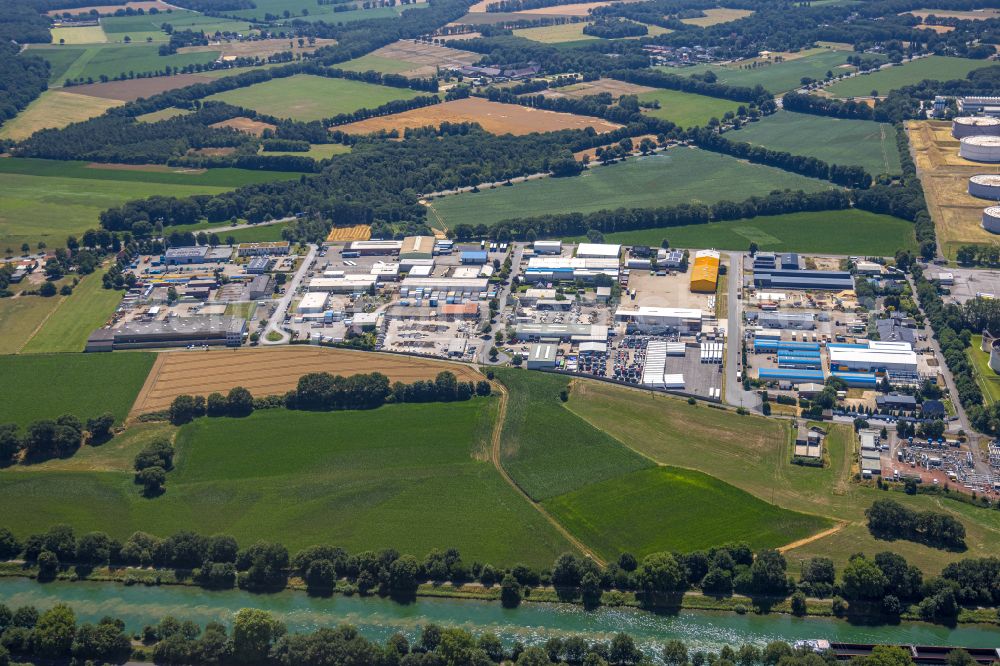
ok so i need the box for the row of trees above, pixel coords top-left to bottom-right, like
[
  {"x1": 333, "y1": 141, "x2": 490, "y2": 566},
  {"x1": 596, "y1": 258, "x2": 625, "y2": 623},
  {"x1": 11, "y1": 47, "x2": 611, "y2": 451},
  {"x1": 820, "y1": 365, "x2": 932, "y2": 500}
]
[
  {"x1": 0, "y1": 412, "x2": 115, "y2": 466},
  {"x1": 866, "y1": 499, "x2": 967, "y2": 550},
  {"x1": 609, "y1": 68, "x2": 773, "y2": 107}
]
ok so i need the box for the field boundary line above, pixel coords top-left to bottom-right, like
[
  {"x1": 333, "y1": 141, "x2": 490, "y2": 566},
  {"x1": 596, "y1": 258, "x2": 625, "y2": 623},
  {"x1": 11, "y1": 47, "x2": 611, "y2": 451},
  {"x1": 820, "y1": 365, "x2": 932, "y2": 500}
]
[
  {"x1": 489, "y1": 378, "x2": 605, "y2": 565},
  {"x1": 16, "y1": 294, "x2": 68, "y2": 353},
  {"x1": 777, "y1": 521, "x2": 847, "y2": 553},
  {"x1": 129, "y1": 352, "x2": 168, "y2": 420}
]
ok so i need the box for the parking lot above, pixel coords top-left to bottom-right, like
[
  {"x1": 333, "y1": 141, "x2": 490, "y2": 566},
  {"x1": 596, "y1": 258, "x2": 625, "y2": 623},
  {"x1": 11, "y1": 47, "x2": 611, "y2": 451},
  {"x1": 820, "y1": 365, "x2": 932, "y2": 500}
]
[{"x1": 940, "y1": 267, "x2": 1000, "y2": 304}]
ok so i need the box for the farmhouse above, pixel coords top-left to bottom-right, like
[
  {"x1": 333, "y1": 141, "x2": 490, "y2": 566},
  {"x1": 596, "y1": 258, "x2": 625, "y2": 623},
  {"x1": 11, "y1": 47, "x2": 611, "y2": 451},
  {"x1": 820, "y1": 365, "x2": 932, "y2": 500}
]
[{"x1": 86, "y1": 316, "x2": 247, "y2": 352}]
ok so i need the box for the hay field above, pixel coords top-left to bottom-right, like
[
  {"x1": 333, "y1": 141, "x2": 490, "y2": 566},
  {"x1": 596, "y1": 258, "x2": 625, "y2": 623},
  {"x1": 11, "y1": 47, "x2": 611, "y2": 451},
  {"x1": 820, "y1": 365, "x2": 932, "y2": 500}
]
[
  {"x1": 179, "y1": 37, "x2": 337, "y2": 59},
  {"x1": 908, "y1": 120, "x2": 1000, "y2": 259},
  {"x1": 326, "y1": 224, "x2": 371, "y2": 241},
  {"x1": 0, "y1": 90, "x2": 122, "y2": 141},
  {"x1": 261, "y1": 143, "x2": 351, "y2": 159},
  {"x1": 131, "y1": 346, "x2": 482, "y2": 414},
  {"x1": 907, "y1": 8, "x2": 1000, "y2": 21},
  {"x1": 50, "y1": 25, "x2": 107, "y2": 44},
  {"x1": 209, "y1": 116, "x2": 277, "y2": 136},
  {"x1": 513, "y1": 22, "x2": 598, "y2": 43},
  {"x1": 342, "y1": 39, "x2": 480, "y2": 77},
  {"x1": 336, "y1": 97, "x2": 622, "y2": 135},
  {"x1": 679, "y1": 7, "x2": 753, "y2": 25},
  {"x1": 637, "y1": 88, "x2": 742, "y2": 128},
  {"x1": 668, "y1": 49, "x2": 865, "y2": 95}
]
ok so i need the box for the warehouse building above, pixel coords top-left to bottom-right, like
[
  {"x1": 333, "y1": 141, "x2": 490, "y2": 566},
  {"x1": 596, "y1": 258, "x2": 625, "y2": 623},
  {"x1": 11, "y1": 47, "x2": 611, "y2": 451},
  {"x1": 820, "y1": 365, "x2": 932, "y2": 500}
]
[
  {"x1": 757, "y1": 368, "x2": 825, "y2": 384},
  {"x1": 369, "y1": 262, "x2": 401, "y2": 282},
  {"x1": 752, "y1": 252, "x2": 800, "y2": 271},
  {"x1": 533, "y1": 240, "x2": 562, "y2": 255},
  {"x1": 957, "y1": 97, "x2": 1000, "y2": 117},
  {"x1": 245, "y1": 256, "x2": 272, "y2": 274},
  {"x1": 690, "y1": 249, "x2": 720, "y2": 293},
  {"x1": 576, "y1": 243, "x2": 621, "y2": 259},
  {"x1": 247, "y1": 274, "x2": 273, "y2": 300},
  {"x1": 309, "y1": 276, "x2": 378, "y2": 293},
  {"x1": 236, "y1": 241, "x2": 289, "y2": 256},
  {"x1": 400, "y1": 236, "x2": 435, "y2": 261},
  {"x1": 828, "y1": 340, "x2": 917, "y2": 373},
  {"x1": 86, "y1": 316, "x2": 246, "y2": 351},
  {"x1": 400, "y1": 277, "x2": 489, "y2": 297},
  {"x1": 754, "y1": 311, "x2": 816, "y2": 330},
  {"x1": 515, "y1": 323, "x2": 608, "y2": 342},
  {"x1": 830, "y1": 371, "x2": 878, "y2": 388},
  {"x1": 346, "y1": 240, "x2": 403, "y2": 256},
  {"x1": 527, "y1": 343, "x2": 558, "y2": 369},
  {"x1": 613, "y1": 307, "x2": 703, "y2": 333},
  {"x1": 520, "y1": 288, "x2": 556, "y2": 305},
  {"x1": 297, "y1": 292, "x2": 329, "y2": 314},
  {"x1": 163, "y1": 246, "x2": 209, "y2": 265},
  {"x1": 524, "y1": 256, "x2": 618, "y2": 282},
  {"x1": 460, "y1": 250, "x2": 488, "y2": 265},
  {"x1": 753, "y1": 268, "x2": 854, "y2": 291}
]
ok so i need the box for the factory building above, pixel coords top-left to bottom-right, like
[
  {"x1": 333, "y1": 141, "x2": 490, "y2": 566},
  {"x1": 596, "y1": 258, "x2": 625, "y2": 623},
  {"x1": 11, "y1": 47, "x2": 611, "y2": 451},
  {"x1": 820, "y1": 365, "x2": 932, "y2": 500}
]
[
  {"x1": 951, "y1": 116, "x2": 1000, "y2": 139},
  {"x1": 532, "y1": 240, "x2": 562, "y2": 255},
  {"x1": 86, "y1": 317, "x2": 246, "y2": 352},
  {"x1": 957, "y1": 97, "x2": 1000, "y2": 117},
  {"x1": 753, "y1": 252, "x2": 800, "y2": 271},
  {"x1": 524, "y1": 256, "x2": 618, "y2": 282},
  {"x1": 613, "y1": 307, "x2": 703, "y2": 333},
  {"x1": 345, "y1": 240, "x2": 403, "y2": 256},
  {"x1": 970, "y1": 175, "x2": 1000, "y2": 200},
  {"x1": 236, "y1": 241, "x2": 289, "y2": 256},
  {"x1": 369, "y1": 262, "x2": 401, "y2": 282},
  {"x1": 515, "y1": 323, "x2": 608, "y2": 342},
  {"x1": 460, "y1": 251, "x2": 488, "y2": 265},
  {"x1": 245, "y1": 256, "x2": 273, "y2": 275},
  {"x1": 827, "y1": 341, "x2": 917, "y2": 373},
  {"x1": 309, "y1": 276, "x2": 378, "y2": 293},
  {"x1": 575, "y1": 243, "x2": 621, "y2": 259},
  {"x1": 830, "y1": 371, "x2": 878, "y2": 388},
  {"x1": 757, "y1": 368, "x2": 825, "y2": 384},
  {"x1": 247, "y1": 275, "x2": 273, "y2": 300},
  {"x1": 163, "y1": 246, "x2": 209, "y2": 265},
  {"x1": 400, "y1": 277, "x2": 489, "y2": 297},
  {"x1": 983, "y1": 206, "x2": 1000, "y2": 234},
  {"x1": 754, "y1": 311, "x2": 816, "y2": 330},
  {"x1": 960, "y1": 135, "x2": 1000, "y2": 163},
  {"x1": 527, "y1": 343, "x2": 558, "y2": 369},
  {"x1": 690, "y1": 249, "x2": 720, "y2": 293},
  {"x1": 399, "y1": 236, "x2": 435, "y2": 261},
  {"x1": 753, "y1": 268, "x2": 854, "y2": 291},
  {"x1": 297, "y1": 292, "x2": 329, "y2": 314},
  {"x1": 519, "y1": 288, "x2": 556, "y2": 305}
]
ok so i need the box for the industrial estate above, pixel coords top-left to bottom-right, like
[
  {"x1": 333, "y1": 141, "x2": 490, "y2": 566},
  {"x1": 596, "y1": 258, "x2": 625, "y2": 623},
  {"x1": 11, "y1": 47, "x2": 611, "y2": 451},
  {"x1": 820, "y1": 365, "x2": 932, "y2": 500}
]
[{"x1": 1, "y1": 0, "x2": 1000, "y2": 661}]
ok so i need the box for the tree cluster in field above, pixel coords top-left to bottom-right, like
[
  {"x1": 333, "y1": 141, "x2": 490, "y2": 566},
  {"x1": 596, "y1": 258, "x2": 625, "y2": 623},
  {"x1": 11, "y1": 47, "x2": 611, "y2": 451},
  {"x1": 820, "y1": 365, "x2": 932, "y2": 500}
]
[
  {"x1": 158, "y1": 28, "x2": 210, "y2": 56},
  {"x1": 0, "y1": 412, "x2": 115, "y2": 467},
  {"x1": 0, "y1": 0, "x2": 52, "y2": 43},
  {"x1": 0, "y1": 43, "x2": 49, "y2": 135},
  {"x1": 484, "y1": 0, "x2": 599, "y2": 12},
  {"x1": 589, "y1": 0, "x2": 710, "y2": 30},
  {"x1": 583, "y1": 18, "x2": 649, "y2": 39},
  {"x1": 326, "y1": 94, "x2": 441, "y2": 127},
  {"x1": 865, "y1": 499, "x2": 966, "y2": 550},
  {"x1": 780, "y1": 92, "x2": 880, "y2": 122},
  {"x1": 133, "y1": 438, "x2": 175, "y2": 497}
]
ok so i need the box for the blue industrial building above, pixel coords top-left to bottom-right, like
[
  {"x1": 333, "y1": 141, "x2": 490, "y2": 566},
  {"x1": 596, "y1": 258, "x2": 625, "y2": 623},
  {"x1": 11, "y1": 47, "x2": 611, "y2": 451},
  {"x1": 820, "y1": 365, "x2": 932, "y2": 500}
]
[
  {"x1": 460, "y1": 251, "x2": 488, "y2": 264},
  {"x1": 830, "y1": 371, "x2": 878, "y2": 387},
  {"x1": 758, "y1": 368, "x2": 825, "y2": 383}
]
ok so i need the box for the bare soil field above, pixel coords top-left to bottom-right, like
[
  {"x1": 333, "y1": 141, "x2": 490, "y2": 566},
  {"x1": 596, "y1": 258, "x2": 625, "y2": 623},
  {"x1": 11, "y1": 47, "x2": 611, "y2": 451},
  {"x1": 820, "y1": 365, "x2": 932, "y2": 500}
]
[
  {"x1": 326, "y1": 224, "x2": 372, "y2": 241},
  {"x1": 544, "y1": 77, "x2": 654, "y2": 99},
  {"x1": 336, "y1": 97, "x2": 622, "y2": 136},
  {"x1": 210, "y1": 116, "x2": 277, "y2": 136},
  {"x1": 47, "y1": 0, "x2": 171, "y2": 15},
  {"x1": 62, "y1": 74, "x2": 215, "y2": 101},
  {"x1": 179, "y1": 37, "x2": 338, "y2": 59},
  {"x1": 908, "y1": 120, "x2": 1000, "y2": 259},
  {"x1": 130, "y1": 347, "x2": 482, "y2": 414}
]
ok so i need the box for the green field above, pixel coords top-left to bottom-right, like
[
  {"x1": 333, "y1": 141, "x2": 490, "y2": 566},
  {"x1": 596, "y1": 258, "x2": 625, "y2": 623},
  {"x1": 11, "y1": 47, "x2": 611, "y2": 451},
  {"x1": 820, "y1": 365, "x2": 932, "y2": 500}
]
[
  {"x1": 544, "y1": 467, "x2": 831, "y2": 560},
  {"x1": 968, "y1": 335, "x2": 1000, "y2": 404},
  {"x1": 637, "y1": 88, "x2": 743, "y2": 129},
  {"x1": 428, "y1": 149, "x2": 833, "y2": 228},
  {"x1": 339, "y1": 53, "x2": 417, "y2": 75},
  {"x1": 0, "y1": 296, "x2": 62, "y2": 355},
  {"x1": 513, "y1": 23, "x2": 600, "y2": 45},
  {"x1": 21, "y1": 270, "x2": 122, "y2": 354},
  {"x1": 0, "y1": 158, "x2": 302, "y2": 250},
  {"x1": 261, "y1": 143, "x2": 352, "y2": 160},
  {"x1": 824, "y1": 56, "x2": 990, "y2": 97},
  {"x1": 572, "y1": 209, "x2": 917, "y2": 255},
  {"x1": 667, "y1": 49, "x2": 867, "y2": 95},
  {"x1": 28, "y1": 47, "x2": 87, "y2": 83},
  {"x1": 566, "y1": 380, "x2": 1000, "y2": 574},
  {"x1": 730, "y1": 110, "x2": 900, "y2": 175},
  {"x1": 0, "y1": 402, "x2": 573, "y2": 567},
  {"x1": 99, "y1": 10, "x2": 254, "y2": 41},
  {"x1": 205, "y1": 74, "x2": 424, "y2": 122},
  {"x1": 31, "y1": 44, "x2": 219, "y2": 83},
  {"x1": 221, "y1": 0, "x2": 426, "y2": 21},
  {"x1": 0, "y1": 352, "x2": 154, "y2": 427}
]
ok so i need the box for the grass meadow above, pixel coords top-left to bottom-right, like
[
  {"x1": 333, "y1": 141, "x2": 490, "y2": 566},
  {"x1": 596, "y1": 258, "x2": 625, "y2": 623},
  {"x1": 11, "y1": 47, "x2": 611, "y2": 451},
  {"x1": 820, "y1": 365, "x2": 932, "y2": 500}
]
[
  {"x1": 0, "y1": 91, "x2": 122, "y2": 142},
  {"x1": 637, "y1": 89, "x2": 743, "y2": 128},
  {"x1": 575, "y1": 209, "x2": 917, "y2": 255},
  {"x1": 968, "y1": 336, "x2": 1000, "y2": 404},
  {"x1": 205, "y1": 74, "x2": 424, "y2": 122},
  {"x1": 668, "y1": 49, "x2": 865, "y2": 95},
  {"x1": 513, "y1": 23, "x2": 599, "y2": 44},
  {"x1": 0, "y1": 352, "x2": 154, "y2": 426},
  {"x1": 31, "y1": 44, "x2": 220, "y2": 84},
  {"x1": 21, "y1": 270, "x2": 123, "y2": 354},
  {"x1": 0, "y1": 296, "x2": 63, "y2": 355},
  {"x1": 567, "y1": 380, "x2": 1000, "y2": 574},
  {"x1": 428, "y1": 149, "x2": 832, "y2": 228},
  {"x1": 50, "y1": 25, "x2": 107, "y2": 44},
  {"x1": 824, "y1": 56, "x2": 990, "y2": 97},
  {"x1": 29, "y1": 47, "x2": 88, "y2": 83},
  {"x1": 730, "y1": 110, "x2": 901, "y2": 176},
  {"x1": 0, "y1": 402, "x2": 573, "y2": 567}
]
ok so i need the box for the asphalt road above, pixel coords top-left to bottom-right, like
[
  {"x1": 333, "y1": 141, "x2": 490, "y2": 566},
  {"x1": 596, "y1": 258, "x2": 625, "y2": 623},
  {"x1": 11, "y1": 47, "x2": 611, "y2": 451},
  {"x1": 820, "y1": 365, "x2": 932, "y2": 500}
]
[
  {"x1": 724, "y1": 251, "x2": 759, "y2": 410},
  {"x1": 263, "y1": 243, "x2": 317, "y2": 345}
]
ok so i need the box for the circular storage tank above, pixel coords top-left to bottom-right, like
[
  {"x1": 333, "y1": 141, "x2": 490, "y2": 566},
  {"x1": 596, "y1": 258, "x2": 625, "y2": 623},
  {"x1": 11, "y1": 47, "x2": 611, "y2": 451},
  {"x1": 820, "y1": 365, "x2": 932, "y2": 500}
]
[
  {"x1": 984, "y1": 206, "x2": 1000, "y2": 234},
  {"x1": 952, "y1": 116, "x2": 1000, "y2": 139},
  {"x1": 960, "y1": 136, "x2": 1000, "y2": 163},
  {"x1": 970, "y1": 174, "x2": 1000, "y2": 200},
  {"x1": 990, "y1": 339, "x2": 1000, "y2": 373}
]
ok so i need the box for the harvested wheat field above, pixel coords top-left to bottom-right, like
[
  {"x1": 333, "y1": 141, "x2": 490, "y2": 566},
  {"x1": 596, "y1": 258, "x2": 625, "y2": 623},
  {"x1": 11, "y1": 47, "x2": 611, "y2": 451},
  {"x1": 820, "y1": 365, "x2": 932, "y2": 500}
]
[
  {"x1": 131, "y1": 346, "x2": 482, "y2": 414},
  {"x1": 336, "y1": 97, "x2": 622, "y2": 136},
  {"x1": 63, "y1": 74, "x2": 215, "y2": 101},
  {"x1": 180, "y1": 38, "x2": 338, "y2": 59},
  {"x1": 345, "y1": 39, "x2": 481, "y2": 77},
  {"x1": 210, "y1": 116, "x2": 277, "y2": 136},
  {"x1": 326, "y1": 225, "x2": 372, "y2": 242},
  {"x1": 908, "y1": 120, "x2": 1000, "y2": 259},
  {"x1": 545, "y1": 77, "x2": 654, "y2": 99}
]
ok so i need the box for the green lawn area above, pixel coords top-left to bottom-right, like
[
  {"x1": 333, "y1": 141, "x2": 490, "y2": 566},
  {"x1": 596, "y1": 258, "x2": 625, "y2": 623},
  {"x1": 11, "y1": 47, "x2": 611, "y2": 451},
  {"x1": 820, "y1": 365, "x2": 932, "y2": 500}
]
[
  {"x1": 222, "y1": 0, "x2": 426, "y2": 21},
  {"x1": 968, "y1": 335, "x2": 1000, "y2": 404},
  {"x1": 224, "y1": 301, "x2": 257, "y2": 319},
  {"x1": 577, "y1": 209, "x2": 916, "y2": 256},
  {"x1": 824, "y1": 56, "x2": 991, "y2": 97},
  {"x1": 205, "y1": 74, "x2": 423, "y2": 122},
  {"x1": 544, "y1": 467, "x2": 831, "y2": 560},
  {"x1": 98, "y1": 10, "x2": 252, "y2": 41},
  {"x1": 339, "y1": 54, "x2": 421, "y2": 75},
  {"x1": 26, "y1": 47, "x2": 87, "y2": 84},
  {"x1": 21, "y1": 271, "x2": 122, "y2": 354},
  {"x1": 225, "y1": 222, "x2": 292, "y2": 243},
  {"x1": 261, "y1": 143, "x2": 351, "y2": 160},
  {"x1": 513, "y1": 23, "x2": 600, "y2": 45},
  {"x1": 666, "y1": 49, "x2": 868, "y2": 95},
  {"x1": 637, "y1": 88, "x2": 743, "y2": 129},
  {"x1": 730, "y1": 110, "x2": 901, "y2": 176},
  {"x1": 428, "y1": 149, "x2": 833, "y2": 228},
  {"x1": 0, "y1": 352, "x2": 154, "y2": 427},
  {"x1": 0, "y1": 158, "x2": 302, "y2": 250},
  {"x1": 0, "y1": 296, "x2": 62, "y2": 355},
  {"x1": 0, "y1": 402, "x2": 574, "y2": 567},
  {"x1": 31, "y1": 44, "x2": 219, "y2": 83}
]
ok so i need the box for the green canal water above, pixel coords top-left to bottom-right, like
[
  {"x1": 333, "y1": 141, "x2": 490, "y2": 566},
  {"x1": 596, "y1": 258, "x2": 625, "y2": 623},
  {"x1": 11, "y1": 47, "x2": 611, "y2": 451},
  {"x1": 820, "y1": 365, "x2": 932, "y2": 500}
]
[{"x1": 0, "y1": 579, "x2": 996, "y2": 653}]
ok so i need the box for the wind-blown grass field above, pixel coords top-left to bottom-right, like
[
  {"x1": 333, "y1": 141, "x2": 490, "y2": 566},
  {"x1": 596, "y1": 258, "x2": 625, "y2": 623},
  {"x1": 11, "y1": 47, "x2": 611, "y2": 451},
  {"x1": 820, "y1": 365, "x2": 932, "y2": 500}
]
[
  {"x1": 428, "y1": 149, "x2": 833, "y2": 228},
  {"x1": 0, "y1": 402, "x2": 573, "y2": 567},
  {"x1": 32, "y1": 44, "x2": 220, "y2": 83},
  {"x1": 730, "y1": 110, "x2": 901, "y2": 176},
  {"x1": 637, "y1": 88, "x2": 743, "y2": 128},
  {"x1": 21, "y1": 270, "x2": 123, "y2": 354},
  {"x1": 824, "y1": 55, "x2": 989, "y2": 97},
  {"x1": 0, "y1": 352, "x2": 154, "y2": 426}
]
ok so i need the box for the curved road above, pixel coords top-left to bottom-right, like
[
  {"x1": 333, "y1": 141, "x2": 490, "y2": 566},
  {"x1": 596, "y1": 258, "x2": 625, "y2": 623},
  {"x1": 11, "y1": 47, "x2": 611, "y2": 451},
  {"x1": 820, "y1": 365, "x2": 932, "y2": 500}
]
[{"x1": 263, "y1": 243, "x2": 317, "y2": 345}]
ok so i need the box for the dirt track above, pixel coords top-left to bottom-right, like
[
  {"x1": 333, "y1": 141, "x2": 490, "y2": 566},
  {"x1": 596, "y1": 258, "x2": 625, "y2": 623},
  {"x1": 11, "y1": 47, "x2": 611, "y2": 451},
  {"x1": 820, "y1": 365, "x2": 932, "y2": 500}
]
[{"x1": 130, "y1": 346, "x2": 482, "y2": 415}]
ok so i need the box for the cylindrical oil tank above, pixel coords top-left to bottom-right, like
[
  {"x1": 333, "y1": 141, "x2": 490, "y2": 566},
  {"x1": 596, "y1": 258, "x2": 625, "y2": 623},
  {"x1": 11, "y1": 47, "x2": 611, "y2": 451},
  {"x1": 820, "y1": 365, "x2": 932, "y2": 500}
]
[
  {"x1": 983, "y1": 206, "x2": 1000, "y2": 234},
  {"x1": 970, "y1": 174, "x2": 1000, "y2": 200},
  {"x1": 960, "y1": 136, "x2": 1000, "y2": 163},
  {"x1": 952, "y1": 116, "x2": 1000, "y2": 139},
  {"x1": 990, "y1": 339, "x2": 1000, "y2": 373}
]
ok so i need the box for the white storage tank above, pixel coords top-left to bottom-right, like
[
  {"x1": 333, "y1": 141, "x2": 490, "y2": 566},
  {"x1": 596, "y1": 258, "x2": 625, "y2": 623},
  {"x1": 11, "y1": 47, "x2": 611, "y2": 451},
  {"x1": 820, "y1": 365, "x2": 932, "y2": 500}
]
[
  {"x1": 990, "y1": 338, "x2": 1000, "y2": 374},
  {"x1": 960, "y1": 135, "x2": 1000, "y2": 163},
  {"x1": 983, "y1": 206, "x2": 1000, "y2": 234},
  {"x1": 952, "y1": 116, "x2": 1000, "y2": 139},
  {"x1": 969, "y1": 175, "x2": 1000, "y2": 200}
]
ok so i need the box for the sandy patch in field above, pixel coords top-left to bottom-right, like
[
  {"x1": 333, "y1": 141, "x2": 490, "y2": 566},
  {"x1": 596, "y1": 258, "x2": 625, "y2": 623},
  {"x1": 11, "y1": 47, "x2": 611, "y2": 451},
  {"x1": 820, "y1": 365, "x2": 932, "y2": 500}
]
[
  {"x1": 326, "y1": 225, "x2": 372, "y2": 242},
  {"x1": 544, "y1": 77, "x2": 655, "y2": 99},
  {"x1": 356, "y1": 39, "x2": 481, "y2": 77},
  {"x1": 62, "y1": 74, "x2": 215, "y2": 101},
  {"x1": 210, "y1": 116, "x2": 276, "y2": 136},
  {"x1": 130, "y1": 346, "x2": 482, "y2": 414},
  {"x1": 679, "y1": 7, "x2": 753, "y2": 26},
  {"x1": 335, "y1": 97, "x2": 622, "y2": 136},
  {"x1": 48, "y1": 0, "x2": 171, "y2": 15},
  {"x1": 179, "y1": 37, "x2": 338, "y2": 59}
]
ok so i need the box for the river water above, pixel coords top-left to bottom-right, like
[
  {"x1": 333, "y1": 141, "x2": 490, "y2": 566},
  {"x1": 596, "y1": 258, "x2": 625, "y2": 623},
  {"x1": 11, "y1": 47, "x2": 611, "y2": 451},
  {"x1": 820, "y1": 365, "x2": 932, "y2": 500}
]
[{"x1": 1, "y1": 578, "x2": 997, "y2": 653}]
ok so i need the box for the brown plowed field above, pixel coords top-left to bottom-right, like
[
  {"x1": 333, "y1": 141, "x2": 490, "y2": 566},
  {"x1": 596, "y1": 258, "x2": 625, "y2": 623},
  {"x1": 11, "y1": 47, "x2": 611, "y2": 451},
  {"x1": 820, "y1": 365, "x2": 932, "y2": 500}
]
[
  {"x1": 335, "y1": 97, "x2": 622, "y2": 136},
  {"x1": 130, "y1": 346, "x2": 482, "y2": 414},
  {"x1": 326, "y1": 225, "x2": 372, "y2": 242},
  {"x1": 62, "y1": 74, "x2": 215, "y2": 101}
]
